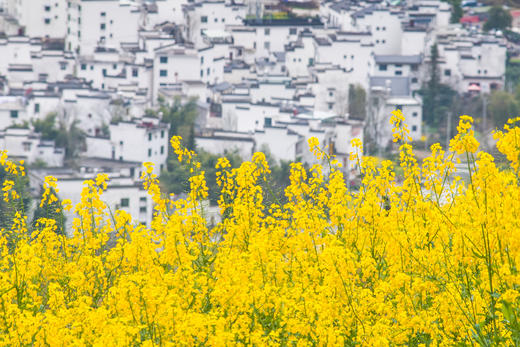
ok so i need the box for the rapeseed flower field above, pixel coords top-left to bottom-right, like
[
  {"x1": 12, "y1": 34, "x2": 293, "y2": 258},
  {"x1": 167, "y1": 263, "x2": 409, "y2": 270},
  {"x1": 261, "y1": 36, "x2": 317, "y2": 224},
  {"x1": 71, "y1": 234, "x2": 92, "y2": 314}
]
[{"x1": 1, "y1": 111, "x2": 520, "y2": 345}]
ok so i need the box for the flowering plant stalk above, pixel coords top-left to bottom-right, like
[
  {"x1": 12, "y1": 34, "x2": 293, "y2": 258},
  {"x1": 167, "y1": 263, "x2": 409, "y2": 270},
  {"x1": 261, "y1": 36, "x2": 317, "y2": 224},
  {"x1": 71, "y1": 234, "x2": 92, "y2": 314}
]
[{"x1": 0, "y1": 113, "x2": 520, "y2": 345}]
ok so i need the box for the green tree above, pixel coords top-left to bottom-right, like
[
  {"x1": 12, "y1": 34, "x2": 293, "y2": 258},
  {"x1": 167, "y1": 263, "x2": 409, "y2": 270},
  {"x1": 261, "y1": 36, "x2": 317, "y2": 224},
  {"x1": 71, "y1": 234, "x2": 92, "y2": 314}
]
[
  {"x1": 450, "y1": 0, "x2": 463, "y2": 23},
  {"x1": 419, "y1": 44, "x2": 458, "y2": 130},
  {"x1": 33, "y1": 113, "x2": 86, "y2": 161},
  {"x1": 487, "y1": 90, "x2": 520, "y2": 127},
  {"x1": 348, "y1": 84, "x2": 367, "y2": 120},
  {"x1": 56, "y1": 119, "x2": 86, "y2": 161},
  {"x1": 32, "y1": 113, "x2": 59, "y2": 140},
  {"x1": 155, "y1": 97, "x2": 199, "y2": 151},
  {"x1": 31, "y1": 187, "x2": 65, "y2": 236},
  {"x1": 484, "y1": 6, "x2": 512, "y2": 32},
  {"x1": 160, "y1": 150, "x2": 242, "y2": 205}
]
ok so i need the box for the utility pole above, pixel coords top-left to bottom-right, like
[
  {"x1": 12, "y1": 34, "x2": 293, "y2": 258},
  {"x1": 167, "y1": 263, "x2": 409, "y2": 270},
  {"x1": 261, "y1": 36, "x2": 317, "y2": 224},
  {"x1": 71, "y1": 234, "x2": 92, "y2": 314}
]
[
  {"x1": 482, "y1": 94, "x2": 487, "y2": 150},
  {"x1": 446, "y1": 110, "x2": 452, "y2": 151}
]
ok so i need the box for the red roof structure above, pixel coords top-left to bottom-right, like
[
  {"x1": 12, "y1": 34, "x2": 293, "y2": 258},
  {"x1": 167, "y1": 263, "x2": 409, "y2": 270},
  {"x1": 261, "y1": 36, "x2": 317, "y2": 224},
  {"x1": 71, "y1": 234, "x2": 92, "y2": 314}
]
[{"x1": 460, "y1": 15, "x2": 480, "y2": 24}]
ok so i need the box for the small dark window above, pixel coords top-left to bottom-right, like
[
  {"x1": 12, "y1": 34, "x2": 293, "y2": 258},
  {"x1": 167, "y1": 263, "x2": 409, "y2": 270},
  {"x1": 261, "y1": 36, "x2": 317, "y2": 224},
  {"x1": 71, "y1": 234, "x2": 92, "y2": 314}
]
[
  {"x1": 379, "y1": 64, "x2": 387, "y2": 71},
  {"x1": 160, "y1": 146, "x2": 164, "y2": 154},
  {"x1": 148, "y1": 133, "x2": 152, "y2": 141},
  {"x1": 444, "y1": 69, "x2": 451, "y2": 76},
  {"x1": 412, "y1": 112, "x2": 418, "y2": 117},
  {"x1": 44, "y1": 5, "x2": 51, "y2": 11},
  {"x1": 81, "y1": 64, "x2": 86, "y2": 70},
  {"x1": 113, "y1": 64, "x2": 117, "y2": 69},
  {"x1": 132, "y1": 68, "x2": 138, "y2": 77},
  {"x1": 395, "y1": 70, "x2": 402, "y2": 76},
  {"x1": 140, "y1": 207, "x2": 147, "y2": 213},
  {"x1": 100, "y1": 23, "x2": 105, "y2": 30},
  {"x1": 161, "y1": 130, "x2": 164, "y2": 138},
  {"x1": 160, "y1": 56, "x2": 168, "y2": 64},
  {"x1": 148, "y1": 149, "x2": 152, "y2": 157},
  {"x1": 120, "y1": 198, "x2": 129, "y2": 207},
  {"x1": 411, "y1": 64, "x2": 418, "y2": 71},
  {"x1": 44, "y1": 18, "x2": 51, "y2": 24},
  {"x1": 264, "y1": 28, "x2": 270, "y2": 35},
  {"x1": 160, "y1": 70, "x2": 167, "y2": 77},
  {"x1": 102, "y1": 69, "x2": 107, "y2": 76},
  {"x1": 10, "y1": 110, "x2": 18, "y2": 118},
  {"x1": 412, "y1": 77, "x2": 418, "y2": 83},
  {"x1": 34, "y1": 104, "x2": 40, "y2": 113},
  {"x1": 201, "y1": 56, "x2": 204, "y2": 64},
  {"x1": 289, "y1": 28, "x2": 297, "y2": 35},
  {"x1": 101, "y1": 12, "x2": 106, "y2": 17},
  {"x1": 412, "y1": 125, "x2": 417, "y2": 131},
  {"x1": 201, "y1": 16, "x2": 208, "y2": 23}
]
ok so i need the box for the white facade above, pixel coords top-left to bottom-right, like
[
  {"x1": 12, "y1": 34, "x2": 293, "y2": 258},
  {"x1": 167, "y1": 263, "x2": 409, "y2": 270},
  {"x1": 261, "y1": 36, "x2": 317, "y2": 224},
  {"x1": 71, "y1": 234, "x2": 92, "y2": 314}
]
[
  {"x1": 0, "y1": 128, "x2": 64, "y2": 166},
  {"x1": 3, "y1": 0, "x2": 67, "y2": 38},
  {"x1": 84, "y1": 117, "x2": 169, "y2": 175},
  {"x1": 195, "y1": 131, "x2": 254, "y2": 160},
  {"x1": 66, "y1": 0, "x2": 140, "y2": 55},
  {"x1": 254, "y1": 125, "x2": 302, "y2": 163},
  {"x1": 353, "y1": 8, "x2": 403, "y2": 55}
]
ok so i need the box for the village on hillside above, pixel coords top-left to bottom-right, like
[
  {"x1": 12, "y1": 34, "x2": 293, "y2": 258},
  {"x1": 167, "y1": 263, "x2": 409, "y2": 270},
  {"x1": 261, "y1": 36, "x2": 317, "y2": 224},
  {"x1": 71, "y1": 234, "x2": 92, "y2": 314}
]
[{"x1": 0, "y1": 0, "x2": 513, "y2": 228}]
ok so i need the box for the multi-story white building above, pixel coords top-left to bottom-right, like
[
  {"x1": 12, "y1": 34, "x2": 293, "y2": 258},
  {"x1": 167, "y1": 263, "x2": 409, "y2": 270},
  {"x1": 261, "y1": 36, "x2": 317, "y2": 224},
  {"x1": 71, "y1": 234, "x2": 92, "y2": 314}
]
[
  {"x1": 85, "y1": 116, "x2": 169, "y2": 174},
  {"x1": 66, "y1": 0, "x2": 140, "y2": 55},
  {"x1": 0, "y1": 128, "x2": 65, "y2": 166},
  {"x1": 2, "y1": 0, "x2": 67, "y2": 38}
]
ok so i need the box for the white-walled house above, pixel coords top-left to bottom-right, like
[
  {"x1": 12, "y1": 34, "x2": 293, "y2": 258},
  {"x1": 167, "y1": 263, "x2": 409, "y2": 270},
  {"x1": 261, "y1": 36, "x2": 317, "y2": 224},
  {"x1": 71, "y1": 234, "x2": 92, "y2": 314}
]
[
  {"x1": 2, "y1": 0, "x2": 67, "y2": 38},
  {"x1": 195, "y1": 129, "x2": 254, "y2": 160},
  {"x1": 352, "y1": 7, "x2": 403, "y2": 55},
  {"x1": 436, "y1": 33, "x2": 507, "y2": 93},
  {"x1": 254, "y1": 125, "x2": 303, "y2": 163},
  {"x1": 66, "y1": 0, "x2": 140, "y2": 55},
  {"x1": 30, "y1": 165, "x2": 154, "y2": 234},
  {"x1": 84, "y1": 117, "x2": 169, "y2": 174},
  {"x1": 152, "y1": 43, "x2": 223, "y2": 103},
  {"x1": 368, "y1": 77, "x2": 423, "y2": 147},
  {"x1": 184, "y1": 1, "x2": 246, "y2": 46},
  {"x1": 0, "y1": 96, "x2": 28, "y2": 130},
  {"x1": 0, "y1": 128, "x2": 65, "y2": 166}
]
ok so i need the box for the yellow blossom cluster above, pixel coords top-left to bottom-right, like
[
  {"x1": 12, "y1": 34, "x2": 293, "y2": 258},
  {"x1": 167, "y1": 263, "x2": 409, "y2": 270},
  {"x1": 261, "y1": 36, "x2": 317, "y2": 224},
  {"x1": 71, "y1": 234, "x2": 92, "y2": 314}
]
[{"x1": 1, "y1": 115, "x2": 520, "y2": 345}]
